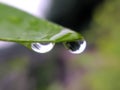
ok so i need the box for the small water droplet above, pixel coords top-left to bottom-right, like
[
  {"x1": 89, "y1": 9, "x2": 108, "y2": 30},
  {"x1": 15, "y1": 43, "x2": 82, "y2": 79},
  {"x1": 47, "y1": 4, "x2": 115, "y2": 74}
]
[
  {"x1": 31, "y1": 42, "x2": 55, "y2": 53},
  {"x1": 63, "y1": 40, "x2": 87, "y2": 54}
]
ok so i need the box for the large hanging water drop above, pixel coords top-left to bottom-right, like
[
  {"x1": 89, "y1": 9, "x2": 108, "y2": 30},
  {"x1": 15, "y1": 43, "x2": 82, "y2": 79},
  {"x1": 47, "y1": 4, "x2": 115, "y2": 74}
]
[
  {"x1": 63, "y1": 40, "x2": 87, "y2": 54},
  {"x1": 31, "y1": 42, "x2": 55, "y2": 53}
]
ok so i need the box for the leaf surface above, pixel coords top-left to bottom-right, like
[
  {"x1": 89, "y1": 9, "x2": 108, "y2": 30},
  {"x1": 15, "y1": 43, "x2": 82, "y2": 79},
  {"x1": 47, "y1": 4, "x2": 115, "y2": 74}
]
[{"x1": 0, "y1": 3, "x2": 83, "y2": 44}]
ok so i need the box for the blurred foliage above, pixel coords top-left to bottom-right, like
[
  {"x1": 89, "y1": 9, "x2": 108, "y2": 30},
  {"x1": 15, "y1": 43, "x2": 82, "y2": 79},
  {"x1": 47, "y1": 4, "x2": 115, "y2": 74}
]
[{"x1": 77, "y1": 0, "x2": 120, "y2": 89}]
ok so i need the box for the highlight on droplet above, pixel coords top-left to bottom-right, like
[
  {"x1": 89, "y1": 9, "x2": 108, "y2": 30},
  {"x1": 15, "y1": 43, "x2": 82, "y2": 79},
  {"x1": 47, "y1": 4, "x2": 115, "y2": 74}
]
[
  {"x1": 63, "y1": 40, "x2": 87, "y2": 54},
  {"x1": 31, "y1": 42, "x2": 55, "y2": 53}
]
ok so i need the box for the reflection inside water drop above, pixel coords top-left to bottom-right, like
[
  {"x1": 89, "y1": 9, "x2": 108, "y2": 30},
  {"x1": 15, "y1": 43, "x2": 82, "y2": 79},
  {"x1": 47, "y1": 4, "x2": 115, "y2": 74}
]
[
  {"x1": 64, "y1": 40, "x2": 87, "y2": 54},
  {"x1": 31, "y1": 42, "x2": 55, "y2": 53}
]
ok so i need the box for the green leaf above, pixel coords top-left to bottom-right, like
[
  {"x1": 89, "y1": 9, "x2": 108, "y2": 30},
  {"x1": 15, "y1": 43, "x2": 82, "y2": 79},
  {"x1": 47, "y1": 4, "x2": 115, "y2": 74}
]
[{"x1": 0, "y1": 3, "x2": 83, "y2": 44}]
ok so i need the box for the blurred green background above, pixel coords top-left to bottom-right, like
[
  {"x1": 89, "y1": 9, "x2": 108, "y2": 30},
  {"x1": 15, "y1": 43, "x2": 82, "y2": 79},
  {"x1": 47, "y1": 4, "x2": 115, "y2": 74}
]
[{"x1": 0, "y1": 0, "x2": 120, "y2": 90}]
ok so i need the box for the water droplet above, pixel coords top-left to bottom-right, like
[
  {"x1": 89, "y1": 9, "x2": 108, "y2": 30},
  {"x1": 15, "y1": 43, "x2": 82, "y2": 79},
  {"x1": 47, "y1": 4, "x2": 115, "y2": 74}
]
[
  {"x1": 31, "y1": 42, "x2": 55, "y2": 53},
  {"x1": 63, "y1": 40, "x2": 87, "y2": 54}
]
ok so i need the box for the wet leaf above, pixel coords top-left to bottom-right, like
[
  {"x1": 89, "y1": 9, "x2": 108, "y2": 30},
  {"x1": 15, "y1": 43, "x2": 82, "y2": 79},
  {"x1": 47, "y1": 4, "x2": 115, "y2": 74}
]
[{"x1": 0, "y1": 3, "x2": 83, "y2": 44}]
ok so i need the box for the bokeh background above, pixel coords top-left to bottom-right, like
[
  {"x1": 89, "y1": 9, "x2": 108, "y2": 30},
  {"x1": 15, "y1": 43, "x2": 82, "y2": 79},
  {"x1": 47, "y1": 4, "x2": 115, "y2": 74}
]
[{"x1": 0, "y1": 0, "x2": 120, "y2": 90}]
